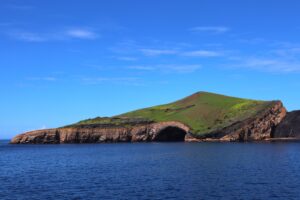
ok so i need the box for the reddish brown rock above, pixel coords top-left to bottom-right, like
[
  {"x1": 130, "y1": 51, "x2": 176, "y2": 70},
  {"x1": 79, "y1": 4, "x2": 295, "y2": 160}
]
[
  {"x1": 198, "y1": 101, "x2": 287, "y2": 141},
  {"x1": 10, "y1": 101, "x2": 287, "y2": 144},
  {"x1": 272, "y1": 110, "x2": 300, "y2": 138},
  {"x1": 10, "y1": 121, "x2": 191, "y2": 144}
]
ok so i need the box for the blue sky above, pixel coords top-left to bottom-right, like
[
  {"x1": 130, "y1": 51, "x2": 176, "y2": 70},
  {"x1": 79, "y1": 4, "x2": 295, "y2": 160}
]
[{"x1": 1, "y1": 0, "x2": 300, "y2": 139}]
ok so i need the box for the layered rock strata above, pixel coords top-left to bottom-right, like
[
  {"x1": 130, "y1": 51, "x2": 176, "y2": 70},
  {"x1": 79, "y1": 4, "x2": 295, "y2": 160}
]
[
  {"x1": 11, "y1": 101, "x2": 287, "y2": 144},
  {"x1": 193, "y1": 101, "x2": 287, "y2": 141},
  {"x1": 11, "y1": 121, "x2": 191, "y2": 144}
]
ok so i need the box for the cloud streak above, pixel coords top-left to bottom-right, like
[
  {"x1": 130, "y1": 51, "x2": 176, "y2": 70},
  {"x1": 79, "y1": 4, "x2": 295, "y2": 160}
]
[
  {"x1": 181, "y1": 50, "x2": 222, "y2": 57},
  {"x1": 128, "y1": 64, "x2": 201, "y2": 73},
  {"x1": 81, "y1": 77, "x2": 142, "y2": 85},
  {"x1": 12, "y1": 32, "x2": 46, "y2": 42},
  {"x1": 139, "y1": 48, "x2": 223, "y2": 58},
  {"x1": 139, "y1": 49, "x2": 178, "y2": 56},
  {"x1": 229, "y1": 57, "x2": 300, "y2": 73},
  {"x1": 9, "y1": 28, "x2": 98, "y2": 42},
  {"x1": 190, "y1": 26, "x2": 230, "y2": 34},
  {"x1": 26, "y1": 77, "x2": 57, "y2": 81},
  {"x1": 116, "y1": 56, "x2": 138, "y2": 61},
  {"x1": 6, "y1": 4, "x2": 34, "y2": 10},
  {"x1": 66, "y1": 29, "x2": 97, "y2": 39}
]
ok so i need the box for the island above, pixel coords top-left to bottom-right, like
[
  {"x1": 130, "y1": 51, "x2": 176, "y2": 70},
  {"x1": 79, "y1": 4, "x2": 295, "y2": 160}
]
[{"x1": 10, "y1": 92, "x2": 299, "y2": 144}]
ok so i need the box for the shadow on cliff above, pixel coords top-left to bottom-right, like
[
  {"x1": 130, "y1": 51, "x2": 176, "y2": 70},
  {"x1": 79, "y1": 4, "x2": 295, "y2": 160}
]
[{"x1": 154, "y1": 127, "x2": 187, "y2": 142}]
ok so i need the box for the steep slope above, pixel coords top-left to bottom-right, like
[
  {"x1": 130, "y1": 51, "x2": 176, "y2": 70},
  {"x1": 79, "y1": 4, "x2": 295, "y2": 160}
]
[{"x1": 11, "y1": 92, "x2": 287, "y2": 144}]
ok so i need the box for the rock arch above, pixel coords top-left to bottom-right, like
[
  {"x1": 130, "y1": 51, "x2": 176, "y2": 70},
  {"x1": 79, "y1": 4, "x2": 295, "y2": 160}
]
[
  {"x1": 154, "y1": 126, "x2": 187, "y2": 141},
  {"x1": 149, "y1": 121, "x2": 190, "y2": 142}
]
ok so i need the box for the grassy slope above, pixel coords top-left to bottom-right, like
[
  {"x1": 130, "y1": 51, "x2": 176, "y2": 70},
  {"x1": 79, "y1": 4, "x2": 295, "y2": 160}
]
[{"x1": 73, "y1": 92, "x2": 274, "y2": 135}]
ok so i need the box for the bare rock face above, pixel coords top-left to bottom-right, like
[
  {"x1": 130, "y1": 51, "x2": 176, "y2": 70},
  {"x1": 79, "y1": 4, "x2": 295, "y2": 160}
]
[
  {"x1": 10, "y1": 101, "x2": 287, "y2": 144},
  {"x1": 10, "y1": 122, "x2": 191, "y2": 144},
  {"x1": 192, "y1": 101, "x2": 287, "y2": 142},
  {"x1": 272, "y1": 110, "x2": 300, "y2": 138}
]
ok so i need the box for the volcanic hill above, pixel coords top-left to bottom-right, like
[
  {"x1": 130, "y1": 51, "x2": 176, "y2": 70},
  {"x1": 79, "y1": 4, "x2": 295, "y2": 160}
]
[{"x1": 11, "y1": 92, "x2": 287, "y2": 144}]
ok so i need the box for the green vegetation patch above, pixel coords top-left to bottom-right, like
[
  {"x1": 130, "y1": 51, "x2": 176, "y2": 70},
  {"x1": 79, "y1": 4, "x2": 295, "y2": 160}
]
[
  {"x1": 69, "y1": 92, "x2": 274, "y2": 135},
  {"x1": 67, "y1": 116, "x2": 153, "y2": 128}
]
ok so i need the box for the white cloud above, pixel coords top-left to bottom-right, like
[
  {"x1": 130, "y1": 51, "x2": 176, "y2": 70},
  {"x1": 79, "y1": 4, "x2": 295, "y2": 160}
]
[
  {"x1": 272, "y1": 48, "x2": 300, "y2": 57},
  {"x1": 26, "y1": 77, "x2": 57, "y2": 81},
  {"x1": 128, "y1": 66, "x2": 155, "y2": 70},
  {"x1": 163, "y1": 64, "x2": 201, "y2": 73},
  {"x1": 9, "y1": 28, "x2": 98, "y2": 42},
  {"x1": 6, "y1": 4, "x2": 34, "y2": 10},
  {"x1": 139, "y1": 49, "x2": 178, "y2": 56},
  {"x1": 181, "y1": 50, "x2": 222, "y2": 57},
  {"x1": 237, "y1": 38, "x2": 266, "y2": 45},
  {"x1": 128, "y1": 64, "x2": 201, "y2": 73},
  {"x1": 81, "y1": 77, "x2": 141, "y2": 85},
  {"x1": 139, "y1": 48, "x2": 222, "y2": 58},
  {"x1": 226, "y1": 42, "x2": 300, "y2": 73},
  {"x1": 230, "y1": 57, "x2": 300, "y2": 73},
  {"x1": 12, "y1": 32, "x2": 46, "y2": 42},
  {"x1": 66, "y1": 29, "x2": 97, "y2": 39},
  {"x1": 116, "y1": 56, "x2": 138, "y2": 61},
  {"x1": 190, "y1": 26, "x2": 230, "y2": 34}
]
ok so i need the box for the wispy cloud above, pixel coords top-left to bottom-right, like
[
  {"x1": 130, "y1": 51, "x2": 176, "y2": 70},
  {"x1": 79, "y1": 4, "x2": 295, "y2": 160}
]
[
  {"x1": 66, "y1": 28, "x2": 98, "y2": 39},
  {"x1": 190, "y1": 26, "x2": 230, "y2": 34},
  {"x1": 111, "y1": 39, "x2": 224, "y2": 59},
  {"x1": 115, "y1": 56, "x2": 138, "y2": 61},
  {"x1": 139, "y1": 49, "x2": 178, "y2": 56},
  {"x1": 181, "y1": 50, "x2": 222, "y2": 57},
  {"x1": 26, "y1": 77, "x2": 57, "y2": 81},
  {"x1": 9, "y1": 28, "x2": 98, "y2": 42},
  {"x1": 272, "y1": 47, "x2": 300, "y2": 57},
  {"x1": 128, "y1": 66, "x2": 155, "y2": 70},
  {"x1": 6, "y1": 4, "x2": 34, "y2": 10},
  {"x1": 224, "y1": 41, "x2": 300, "y2": 73},
  {"x1": 229, "y1": 57, "x2": 300, "y2": 73},
  {"x1": 254, "y1": 59, "x2": 300, "y2": 72},
  {"x1": 128, "y1": 64, "x2": 201, "y2": 73},
  {"x1": 81, "y1": 77, "x2": 142, "y2": 85},
  {"x1": 139, "y1": 48, "x2": 223, "y2": 58},
  {"x1": 237, "y1": 38, "x2": 266, "y2": 45},
  {"x1": 163, "y1": 64, "x2": 201, "y2": 73},
  {"x1": 12, "y1": 32, "x2": 46, "y2": 42}
]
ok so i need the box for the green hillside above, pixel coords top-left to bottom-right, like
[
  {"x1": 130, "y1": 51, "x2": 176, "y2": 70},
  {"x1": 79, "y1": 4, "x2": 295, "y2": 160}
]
[{"x1": 72, "y1": 92, "x2": 274, "y2": 135}]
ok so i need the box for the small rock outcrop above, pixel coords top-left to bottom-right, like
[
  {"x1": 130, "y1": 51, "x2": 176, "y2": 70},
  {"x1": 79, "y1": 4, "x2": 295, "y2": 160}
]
[
  {"x1": 272, "y1": 110, "x2": 300, "y2": 138},
  {"x1": 10, "y1": 101, "x2": 287, "y2": 144}
]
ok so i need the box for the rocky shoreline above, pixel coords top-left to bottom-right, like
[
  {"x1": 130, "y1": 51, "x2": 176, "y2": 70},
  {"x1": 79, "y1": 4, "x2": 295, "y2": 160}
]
[{"x1": 11, "y1": 101, "x2": 298, "y2": 144}]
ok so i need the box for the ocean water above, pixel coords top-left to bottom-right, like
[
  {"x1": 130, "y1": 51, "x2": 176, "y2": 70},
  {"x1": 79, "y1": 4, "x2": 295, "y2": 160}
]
[{"x1": 1, "y1": 140, "x2": 300, "y2": 200}]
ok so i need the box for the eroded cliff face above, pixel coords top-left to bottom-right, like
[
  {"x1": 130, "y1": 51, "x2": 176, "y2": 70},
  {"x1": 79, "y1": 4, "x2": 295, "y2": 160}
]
[
  {"x1": 10, "y1": 101, "x2": 287, "y2": 144},
  {"x1": 10, "y1": 121, "x2": 191, "y2": 144},
  {"x1": 193, "y1": 101, "x2": 287, "y2": 142},
  {"x1": 272, "y1": 110, "x2": 300, "y2": 138}
]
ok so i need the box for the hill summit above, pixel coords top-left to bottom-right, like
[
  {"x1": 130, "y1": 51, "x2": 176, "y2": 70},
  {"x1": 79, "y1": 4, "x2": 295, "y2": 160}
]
[{"x1": 75, "y1": 92, "x2": 276, "y2": 135}]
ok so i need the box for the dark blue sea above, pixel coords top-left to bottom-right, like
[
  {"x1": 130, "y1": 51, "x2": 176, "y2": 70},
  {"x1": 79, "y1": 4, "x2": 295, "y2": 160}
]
[{"x1": 1, "y1": 140, "x2": 300, "y2": 200}]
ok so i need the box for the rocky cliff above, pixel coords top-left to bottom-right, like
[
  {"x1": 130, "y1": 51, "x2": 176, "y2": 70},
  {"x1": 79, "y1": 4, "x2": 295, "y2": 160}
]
[
  {"x1": 10, "y1": 101, "x2": 287, "y2": 144},
  {"x1": 10, "y1": 121, "x2": 191, "y2": 144},
  {"x1": 195, "y1": 101, "x2": 287, "y2": 141},
  {"x1": 272, "y1": 110, "x2": 300, "y2": 138}
]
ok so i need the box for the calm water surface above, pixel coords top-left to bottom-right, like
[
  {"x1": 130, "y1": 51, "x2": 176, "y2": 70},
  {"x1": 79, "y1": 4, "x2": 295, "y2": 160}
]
[{"x1": 1, "y1": 140, "x2": 300, "y2": 200}]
